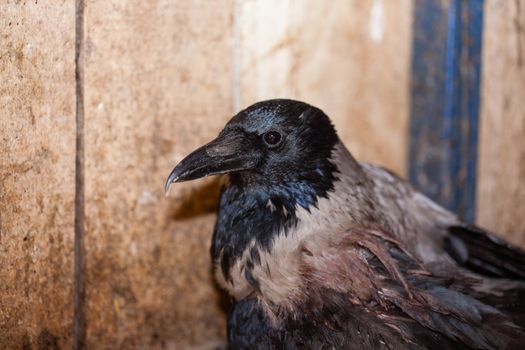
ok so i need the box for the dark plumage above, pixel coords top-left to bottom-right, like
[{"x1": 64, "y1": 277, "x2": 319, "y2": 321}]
[{"x1": 166, "y1": 99, "x2": 525, "y2": 349}]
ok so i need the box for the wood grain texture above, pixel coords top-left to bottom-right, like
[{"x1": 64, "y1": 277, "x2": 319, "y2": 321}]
[
  {"x1": 477, "y1": 0, "x2": 525, "y2": 247},
  {"x1": 82, "y1": 1, "x2": 233, "y2": 348},
  {"x1": 236, "y1": 0, "x2": 413, "y2": 175},
  {"x1": 0, "y1": 1, "x2": 75, "y2": 348}
]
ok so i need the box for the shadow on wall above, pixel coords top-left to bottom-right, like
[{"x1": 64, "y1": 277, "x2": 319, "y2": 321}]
[
  {"x1": 167, "y1": 175, "x2": 233, "y2": 331},
  {"x1": 167, "y1": 177, "x2": 223, "y2": 221},
  {"x1": 164, "y1": 176, "x2": 233, "y2": 347}
]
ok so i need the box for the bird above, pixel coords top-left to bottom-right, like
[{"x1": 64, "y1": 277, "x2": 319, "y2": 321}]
[{"x1": 165, "y1": 99, "x2": 525, "y2": 349}]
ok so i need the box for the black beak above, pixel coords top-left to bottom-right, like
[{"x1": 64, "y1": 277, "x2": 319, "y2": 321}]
[{"x1": 165, "y1": 129, "x2": 260, "y2": 193}]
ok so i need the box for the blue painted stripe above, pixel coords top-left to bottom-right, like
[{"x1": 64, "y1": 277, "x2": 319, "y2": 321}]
[{"x1": 408, "y1": 0, "x2": 484, "y2": 222}]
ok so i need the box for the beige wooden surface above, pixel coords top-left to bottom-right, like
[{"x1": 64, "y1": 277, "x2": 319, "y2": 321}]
[
  {"x1": 237, "y1": 0, "x2": 413, "y2": 175},
  {"x1": 82, "y1": 0, "x2": 233, "y2": 347},
  {"x1": 0, "y1": 1, "x2": 76, "y2": 348},
  {"x1": 477, "y1": 0, "x2": 525, "y2": 247}
]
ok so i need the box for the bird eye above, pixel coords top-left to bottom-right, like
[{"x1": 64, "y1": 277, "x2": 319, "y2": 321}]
[{"x1": 262, "y1": 131, "x2": 282, "y2": 147}]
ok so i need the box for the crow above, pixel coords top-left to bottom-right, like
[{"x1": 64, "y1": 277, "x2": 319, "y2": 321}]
[{"x1": 166, "y1": 99, "x2": 525, "y2": 349}]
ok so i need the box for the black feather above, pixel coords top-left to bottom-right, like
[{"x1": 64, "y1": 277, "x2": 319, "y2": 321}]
[{"x1": 445, "y1": 224, "x2": 525, "y2": 279}]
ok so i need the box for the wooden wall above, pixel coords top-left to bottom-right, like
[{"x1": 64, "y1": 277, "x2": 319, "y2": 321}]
[
  {"x1": 0, "y1": 0, "x2": 523, "y2": 349},
  {"x1": 81, "y1": 1, "x2": 233, "y2": 348},
  {"x1": 0, "y1": 2, "x2": 76, "y2": 348},
  {"x1": 236, "y1": 0, "x2": 413, "y2": 175},
  {"x1": 477, "y1": 0, "x2": 525, "y2": 247}
]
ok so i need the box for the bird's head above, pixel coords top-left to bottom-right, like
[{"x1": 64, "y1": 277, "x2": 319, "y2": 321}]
[{"x1": 165, "y1": 99, "x2": 340, "y2": 202}]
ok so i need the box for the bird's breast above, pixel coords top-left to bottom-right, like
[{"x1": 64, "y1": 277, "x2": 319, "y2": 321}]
[
  {"x1": 214, "y1": 232, "x2": 305, "y2": 306},
  {"x1": 213, "y1": 194, "x2": 358, "y2": 307}
]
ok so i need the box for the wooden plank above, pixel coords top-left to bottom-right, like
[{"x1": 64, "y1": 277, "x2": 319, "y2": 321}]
[
  {"x1": 0, "y1": 2, "x2": 76, "y2": 348},
  {"x1": 408, "y1": 0, "x2": 484, "y2": 223},
  {"x1": 82, "y1": 1, "x2": 233, "y2": 347},
  {"x1": 477, "y1": 0, "x2": 525, "y2": 247},
  {"x1": 236, "y1": 0, "x2": 412, "y2": 176}
]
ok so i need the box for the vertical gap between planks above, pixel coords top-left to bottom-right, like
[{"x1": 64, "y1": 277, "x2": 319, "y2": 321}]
[{"x1": 73, "y1": 0, "x2": 86, "y2": 348}]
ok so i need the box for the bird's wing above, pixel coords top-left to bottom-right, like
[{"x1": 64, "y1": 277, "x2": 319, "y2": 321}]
[
  {"x1": 363, "y1": 162, "x2": 525, "y2": 281},
  {"x1": 444, "y1": 224, "x2": 525, "y2": 326},
  {"x1": 445, "y1": 223, "x2": 525, "y2": 279},
  {"x1": 299, "y1": 227, "x2": 525, "y2": 350}
]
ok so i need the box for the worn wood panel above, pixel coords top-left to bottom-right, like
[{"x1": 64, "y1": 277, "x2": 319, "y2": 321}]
[
  {"x1": 236, "y1": 0, "x2": 413, "y2": 175},
  {"x1": 83, "y1": 1, "x2": 233, "y2": 348},
  {"x1": 477, "y1": 0, "x2": 525, "y2": 247},
  {"x1": 0, "y1": 1, "x2": 75, "y2": 348}
]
